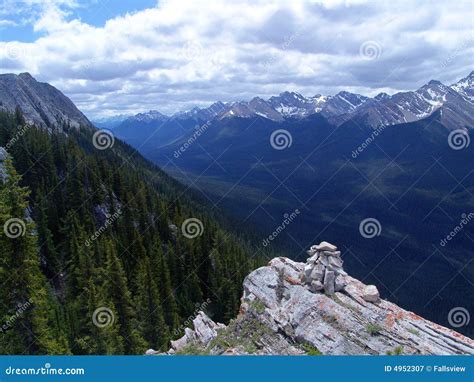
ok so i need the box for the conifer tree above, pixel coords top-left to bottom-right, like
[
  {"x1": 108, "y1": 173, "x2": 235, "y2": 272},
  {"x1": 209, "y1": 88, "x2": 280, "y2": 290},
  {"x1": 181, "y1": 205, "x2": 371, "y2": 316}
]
[
  {"x1": 103, "y1": 240, "x2": 146, "y2": 354},
  {"x1": 0, "y1": 157, "x2": 70, "y2": 354},
  {"x1": 135, "y1": 256, "x2": 169, "y2": 349}
]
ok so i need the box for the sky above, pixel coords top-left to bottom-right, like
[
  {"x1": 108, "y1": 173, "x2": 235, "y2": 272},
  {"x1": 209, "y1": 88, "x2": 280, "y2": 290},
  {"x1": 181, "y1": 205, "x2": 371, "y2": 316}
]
[{"x1": 0, "y1": 0, "x2": 473, "y2": 119}]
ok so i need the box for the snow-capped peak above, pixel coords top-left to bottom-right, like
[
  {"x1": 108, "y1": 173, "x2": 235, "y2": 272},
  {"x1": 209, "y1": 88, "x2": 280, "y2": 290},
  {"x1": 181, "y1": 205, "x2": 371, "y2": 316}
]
[{"x1": 451, "y1": 71, "x2": 474, "y2": 103}]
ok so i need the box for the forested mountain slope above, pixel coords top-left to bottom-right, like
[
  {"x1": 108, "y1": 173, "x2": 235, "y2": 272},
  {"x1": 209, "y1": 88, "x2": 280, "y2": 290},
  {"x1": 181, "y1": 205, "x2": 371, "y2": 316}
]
[{"x1": 0, "y1": 110, "x2": 263, "y2": 355}]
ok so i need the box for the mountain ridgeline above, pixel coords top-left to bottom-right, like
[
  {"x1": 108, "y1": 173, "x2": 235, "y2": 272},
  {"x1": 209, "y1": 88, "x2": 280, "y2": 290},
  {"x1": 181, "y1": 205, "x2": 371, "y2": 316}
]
[{"x1": 0, "y1": 109, "x2": 263, "y2": 355}]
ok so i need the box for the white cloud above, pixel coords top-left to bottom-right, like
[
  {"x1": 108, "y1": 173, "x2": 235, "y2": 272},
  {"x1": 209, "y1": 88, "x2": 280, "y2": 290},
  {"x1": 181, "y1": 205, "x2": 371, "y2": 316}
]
[{"x1": 0, "y1": 0, "x2": 472, "y2": 118}]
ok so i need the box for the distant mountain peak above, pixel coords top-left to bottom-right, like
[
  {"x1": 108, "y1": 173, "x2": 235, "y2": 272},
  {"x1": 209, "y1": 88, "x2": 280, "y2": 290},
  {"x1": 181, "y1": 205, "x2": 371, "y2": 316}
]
[
  {"x1": 374, "y1": 92, "x2": 390, "y2": 101},
  {"x1": 451, "y1": 71, "x2": 474, "y2": 103},
  {"x1": 92, "y1": 71, "x2": 474, "y2": 131},
  {"x1": 0, "y1": 72, "x2": 92, "y2": 129},
  {"x1": 427, "y1": 79, "x2": 443, "y2": 86}
]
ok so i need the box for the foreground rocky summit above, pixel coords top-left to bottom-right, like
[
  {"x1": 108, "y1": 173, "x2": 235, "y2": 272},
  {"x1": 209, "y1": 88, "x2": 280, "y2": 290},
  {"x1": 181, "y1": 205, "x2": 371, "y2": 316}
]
[{"x1": 157, "y1": 242, "x2": 473, "y2": 355}]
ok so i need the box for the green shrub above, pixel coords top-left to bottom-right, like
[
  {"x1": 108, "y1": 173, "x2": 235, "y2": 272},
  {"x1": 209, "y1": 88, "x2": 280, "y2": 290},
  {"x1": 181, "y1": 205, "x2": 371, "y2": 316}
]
[
  {"x1": 366, "y1": 323, "x2": 383, "y2": 336},
  {"x1": 386, "y1": 346, "x2": 403, "y2": 355},
  {"x1": 302, "y1": 343, "x2": 323, "y2": 355}
]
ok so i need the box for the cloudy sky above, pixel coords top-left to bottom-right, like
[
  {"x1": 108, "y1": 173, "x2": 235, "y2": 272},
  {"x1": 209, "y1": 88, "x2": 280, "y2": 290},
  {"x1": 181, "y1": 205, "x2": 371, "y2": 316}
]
[{"x1": 0, "y1": 0, "x2": 473, "y2": 118}]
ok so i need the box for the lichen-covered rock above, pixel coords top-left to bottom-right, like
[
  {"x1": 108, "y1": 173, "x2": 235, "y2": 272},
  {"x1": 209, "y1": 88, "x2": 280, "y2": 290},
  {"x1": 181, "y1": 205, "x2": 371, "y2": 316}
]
[
  {"x1": 0, "y1": 147, "x2": 8, "y2": 182},
  {"x1": 334, "y1": 274, "x2": 347, "y2": 292},
  {"x1": 170, "y1": 311, "x2": 225, "y2": 353},
  {"x1": 314, "y1": 241, "x2": 337, "y2": 251},
  {"x1": 362, "y1": 285, "x2": 380, "y2": 303},
  {"x1": 163, "y1": 243, "x2": 474, "y2": 355},
  {"x1": 238, "y1": 253, "x2": 474, "y2": 355},
  {"x1": 323, "y1": 270, "x2": 336, "y2": 295},
  {"x1": 301, "y1": 241, "x2": 345, "y2": 295}
]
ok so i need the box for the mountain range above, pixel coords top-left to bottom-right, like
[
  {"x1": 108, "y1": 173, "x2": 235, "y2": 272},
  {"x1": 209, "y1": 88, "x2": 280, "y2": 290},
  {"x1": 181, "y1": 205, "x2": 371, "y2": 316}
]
[
  {"x1": 2, "y1": 71, "x2": 471, "y2": 145},
  {"x1": 107, "y1": 72, "x2": 474, "y2": 143}
]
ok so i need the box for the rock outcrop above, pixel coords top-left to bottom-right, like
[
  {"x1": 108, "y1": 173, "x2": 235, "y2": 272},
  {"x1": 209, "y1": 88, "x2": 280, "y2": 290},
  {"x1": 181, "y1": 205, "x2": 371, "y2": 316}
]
[
  {"x1": 0, "y1": 147, "x2": 8, "y2": 182},
  {"x1": 162, "y1": 242, "x2": 473, "y2": 355},
  {"x1": 0, "y1": 72, "x2": 92, "y2": 129},
  {"x1": 165, "y1": 312, "x2": 225, "y2": 354}
]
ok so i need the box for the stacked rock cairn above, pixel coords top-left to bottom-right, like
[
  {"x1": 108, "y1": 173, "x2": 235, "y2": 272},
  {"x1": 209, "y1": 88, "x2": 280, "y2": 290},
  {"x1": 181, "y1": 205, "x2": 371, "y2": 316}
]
[{"x1": 301, "y1": 241, "x2": 347, "y2": 295}]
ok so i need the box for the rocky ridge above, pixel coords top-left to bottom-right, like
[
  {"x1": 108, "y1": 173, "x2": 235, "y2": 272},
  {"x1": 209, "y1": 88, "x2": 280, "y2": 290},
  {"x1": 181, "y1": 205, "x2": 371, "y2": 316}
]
[
  {"x1": 0, "y1": 73, "x2": 92, "y2": 130},
  {"x1": 156, "y1": 242, "x2": 474, "y2": 355},
  {"x1": 120, "y1": 71, "x2": 473, "y2": 131},
  {"x1": 0, "y1": 147, "x2": 8, "y2": 182}
]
